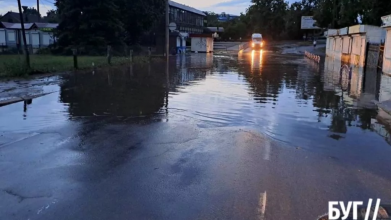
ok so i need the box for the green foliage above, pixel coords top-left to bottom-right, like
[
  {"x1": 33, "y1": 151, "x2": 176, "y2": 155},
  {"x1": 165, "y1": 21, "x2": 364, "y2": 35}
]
[
  {"x1": 248, "y1": 0, "x2": 288, "y2": 40},
  {"x1": 55, "y1": 0, "x2": 125, "y2": 50},
  {"x1": 222, "y1": 19, "x2": 248, "y2": 40},
  {"x1": 54, "y1": 0, "x2": 163, "y2": 49},
  {"x1": 0, "y1": 55, "x2": 131, "y2": 77},
  {"x1": 314, "y1": 0, "x2": 391, "y2": 28},
  {"x1": 360, "y1": 0, "x2": 391, "y2": 26},
  {"x1": 1, "y1": 58, "x2": 29, "y2": 77},
  {"x1": 203, "y1": 11, "x2": 221, "y2": 27},
  {"x1": 44, "y1": 10, "x2": 59, "y2": 23},
  {"x1": 116, "y1": 0, "x2": 165, "y2": 45}
]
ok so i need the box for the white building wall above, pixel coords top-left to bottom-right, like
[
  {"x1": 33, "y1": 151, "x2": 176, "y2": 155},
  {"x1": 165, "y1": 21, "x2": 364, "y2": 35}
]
[
  {"x1": 31, "y1": 33, "x2": 40, "y2": 47},
  {"x1": 42, "y1": 33, "x2": 51, "y2": 46},
  {"x1": 0, "y1": 29, "x2": 6, "y2": 45},
  {"x1": 383, "y1": 28, "x2": 391, "y2": 74},
  {"x1": 366, "y1": 29, "x2": 386, "y2": 44},
  {"x1": 7, "y1": 30, "x2": 16, "y2": 42},
  {"x1": 191, "y1": 37, "x2": 213, "y2": 53}
]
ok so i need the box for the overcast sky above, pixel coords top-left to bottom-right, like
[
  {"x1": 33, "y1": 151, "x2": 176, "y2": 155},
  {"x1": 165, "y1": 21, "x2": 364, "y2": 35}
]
[
  {"x1": 0, "y1": 0, "x2": 55, "y2": 15},
  {"x1": 176, "y1": 0, "x2": 296, "y2": 15},
  {"x1": 0, "y1": 0, "x2": 296, "y2": 17}
]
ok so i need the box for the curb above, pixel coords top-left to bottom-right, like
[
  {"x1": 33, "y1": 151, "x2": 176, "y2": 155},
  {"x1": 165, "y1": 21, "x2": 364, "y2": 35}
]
[
  {"x1": 0, "y1": 92, "x2": 56, "y2": 107},
  {"x1": 304, "y1": 51, "x2": 321, "y2": 63}
]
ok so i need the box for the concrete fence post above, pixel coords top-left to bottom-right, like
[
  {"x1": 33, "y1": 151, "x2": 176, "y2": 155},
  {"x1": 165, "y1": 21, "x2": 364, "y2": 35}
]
[
  {"x1": 107, "y1": 45, "x2": 112, "y2": 65},
  {"x1": 72, "y1": 49, "x2": 78, "y2": 69}
]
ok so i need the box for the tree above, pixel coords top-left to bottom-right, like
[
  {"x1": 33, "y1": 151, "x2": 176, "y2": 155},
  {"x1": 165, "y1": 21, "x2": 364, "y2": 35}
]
[
  {"x1": 314, "y1": 0, "x2": 391, "y2": 28},
  {"x1": 44, "y1": 9, "x2": 59, "y2": 23},
  {"x1": 360, "y1": 0, "x2": 391, "y2": 26},
  {"x1": 248, "y1": 0, "x2": 288, "y2": 39},
  {"x1": 116, "y1": 0, "x2": 165, "y2": 45},
  {"x1": 222, "y1": 18, "x2": 247, "y2": 40},
  {"x1": 203, "y1": 11, "x2": 221, "y2": 27},
  {"x1": 313, "y1": 0, "x2": 334, "y2": 28},
  {"x1": 55, "y1": 0, "x2": 124, "y2": 51},
  {"x1": 284, "y1": 2, "x2": 304, "y2": 39}
]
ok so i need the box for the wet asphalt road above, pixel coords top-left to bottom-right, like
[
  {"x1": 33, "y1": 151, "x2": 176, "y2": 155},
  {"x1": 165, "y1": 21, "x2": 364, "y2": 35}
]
[{"x1": 1, "y1": 44, "x2": 391, "y2": 220}]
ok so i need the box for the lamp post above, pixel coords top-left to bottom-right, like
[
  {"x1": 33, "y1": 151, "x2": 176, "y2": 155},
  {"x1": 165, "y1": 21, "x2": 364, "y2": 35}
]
[{"x1": 166, "y1": 0, "x2": 169, "y2": 61}]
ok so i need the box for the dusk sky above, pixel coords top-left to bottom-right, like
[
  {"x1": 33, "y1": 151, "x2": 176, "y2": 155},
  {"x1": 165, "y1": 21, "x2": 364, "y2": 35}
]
[{"x1": 0, "y1": 0, "x2": 296, "y2": 16}]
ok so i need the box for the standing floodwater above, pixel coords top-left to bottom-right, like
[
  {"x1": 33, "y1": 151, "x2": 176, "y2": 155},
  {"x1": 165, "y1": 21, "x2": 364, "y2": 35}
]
[{"x1": 1, "y1": 49, "x2": 391, "y2": 220}]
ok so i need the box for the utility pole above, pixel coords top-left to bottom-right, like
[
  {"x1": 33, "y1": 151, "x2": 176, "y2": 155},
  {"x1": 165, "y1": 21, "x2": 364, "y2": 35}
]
[
  {"x1": 166, "y1": 0, "x2": 169, "y2": 61},
  {"x1": 37, "y1": 0, "x2": 40, "y2": 19},
  {"x1": 17, "y1": 0, "x2": 30, "y2": 68}
]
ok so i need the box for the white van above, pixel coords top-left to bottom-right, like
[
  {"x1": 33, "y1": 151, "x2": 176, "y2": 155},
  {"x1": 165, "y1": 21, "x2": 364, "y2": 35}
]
[{"x1": 251, "y1": 33, "x2": 263, "y2": 48}]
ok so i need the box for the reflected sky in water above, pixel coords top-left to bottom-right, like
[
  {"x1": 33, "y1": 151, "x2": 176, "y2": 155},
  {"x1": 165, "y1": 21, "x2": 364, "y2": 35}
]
[{"x1": 1, "y1": 52, "x2": 391, "y2": 151}]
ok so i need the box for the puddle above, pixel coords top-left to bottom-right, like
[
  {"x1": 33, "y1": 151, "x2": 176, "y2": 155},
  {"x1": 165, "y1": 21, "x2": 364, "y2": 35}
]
[{"x1": 1, "y1": 53, "x2": 391, "y2": 151}]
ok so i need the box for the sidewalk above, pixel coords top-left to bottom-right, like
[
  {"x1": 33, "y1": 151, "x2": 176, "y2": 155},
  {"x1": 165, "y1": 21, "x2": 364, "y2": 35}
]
[
  {"x1": 281, "y1": 43, "x2": 326, "y2": 56},
  {"x1": 0, "y1": 74, "x2": 62, "y2": 106}
]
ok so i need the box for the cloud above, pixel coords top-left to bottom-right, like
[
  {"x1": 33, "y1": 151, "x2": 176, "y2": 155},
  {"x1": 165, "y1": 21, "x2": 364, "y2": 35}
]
[
  {"x1": 213, "y1": 0, "x2": 250, "y2": 7},
  {"x1": 175, "y1": 0, "x2": 298, "y2": 15}
]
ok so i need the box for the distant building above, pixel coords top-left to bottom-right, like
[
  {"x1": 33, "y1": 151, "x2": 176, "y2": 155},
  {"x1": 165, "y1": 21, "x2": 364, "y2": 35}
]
[
  {"x1": 169, "y1": 1, "x2": 205, "y2": 34},
  {"x1": 155, "y1": 0, "x2": 207, "y2": 54},
  {"x1": 218, "y1": 13, "x2": 239, "y2": 22},
  {"x1": 1, "y1": 11, "x2": 41, "y2": 23},
  {"x1": 0, "y1": 22, "x2": 58, "y2": 53}
]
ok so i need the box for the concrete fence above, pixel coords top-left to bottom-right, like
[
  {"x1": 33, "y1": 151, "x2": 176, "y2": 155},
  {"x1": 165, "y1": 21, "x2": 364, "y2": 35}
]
[{"x1": 305, "y1": 51, "x2": 321, "y2": 63}]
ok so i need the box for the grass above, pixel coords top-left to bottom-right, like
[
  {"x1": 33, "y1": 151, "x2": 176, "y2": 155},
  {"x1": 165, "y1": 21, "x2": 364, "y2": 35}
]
[{"x1": 0, "y1": 55, "x2": 151, "y2": 77}]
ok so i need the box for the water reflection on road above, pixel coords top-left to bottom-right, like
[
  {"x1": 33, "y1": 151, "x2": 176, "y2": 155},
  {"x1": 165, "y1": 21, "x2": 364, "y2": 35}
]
[{"x1": 2, "y1": 52, "x2": 391, "y2": 150}]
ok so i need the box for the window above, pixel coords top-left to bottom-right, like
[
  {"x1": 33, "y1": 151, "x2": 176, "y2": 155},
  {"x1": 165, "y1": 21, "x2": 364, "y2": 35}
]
[
  {"x1": 7, "y1": 31, "x2": 16, "y2": 42},
  {"x1": 174, "y1": 8, "x2": 178, "y2": 21}
]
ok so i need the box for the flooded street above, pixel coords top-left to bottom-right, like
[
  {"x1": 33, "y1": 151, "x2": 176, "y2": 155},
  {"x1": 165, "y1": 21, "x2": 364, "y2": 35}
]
[{"x1": 1, "y1": 47, "x2": 391, "y2": 220}]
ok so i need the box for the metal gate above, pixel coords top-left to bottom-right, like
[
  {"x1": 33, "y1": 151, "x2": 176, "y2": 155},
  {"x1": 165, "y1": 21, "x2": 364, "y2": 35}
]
[
  {"x1": 365, "y1": 43, "x2": 384, "y2": 69},
  {"x1": 379, "y1": 43, "x2": 385, "y2": 69}
]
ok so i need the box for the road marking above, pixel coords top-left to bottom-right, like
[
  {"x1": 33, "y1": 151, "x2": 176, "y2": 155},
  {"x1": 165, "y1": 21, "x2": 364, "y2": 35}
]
[
  {"x1": 258, "y1": 191, "x2": 267, "y2": 220},
  {"x1": 0, "y1": 132, "x2": 40, "y2": 149},
  {"x1": 264, "y1": 140, "x2": 271, "y2": 161}
]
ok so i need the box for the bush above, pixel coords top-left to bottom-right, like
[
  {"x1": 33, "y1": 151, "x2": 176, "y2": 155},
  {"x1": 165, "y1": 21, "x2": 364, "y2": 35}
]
[{"x1": 35, "y1": 47, "x2": 52, "y2": 55}]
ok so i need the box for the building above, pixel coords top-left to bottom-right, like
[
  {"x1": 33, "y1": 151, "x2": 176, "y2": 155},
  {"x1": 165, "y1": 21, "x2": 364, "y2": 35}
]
[
  {"x1": 0, "y1": 22, "x2": 58, "y2": 53},
  {"x1": 382, "y1": 14, "x2": 391, "y2": 74},
  {"x1": 156, "y1": 0, "x2": 207, "y2": 54},
  {"x1": 218, "y1": 13, "x2": 239, "y2": 22},
  {"x1": 169, "y1": 1, "x2": 205, "y2": 34},
  {"x1": 0, "y1": 11, "x2": 41, "y2": 23}
]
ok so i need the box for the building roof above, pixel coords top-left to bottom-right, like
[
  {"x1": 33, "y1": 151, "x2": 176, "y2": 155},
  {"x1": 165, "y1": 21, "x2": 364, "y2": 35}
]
[
  {"x1": 0, "y1": 11, "x2": 42, "y2": 23},
  {"x1": 35, "y1": 23, "x2": 58, "y2": 28},
  {"x1": 169, "y1": 1, "x2": 206, "y2": 16},
  {"x1": 205, "y1": 27, "x2": 224, "y2": 33},
  {"x1": 0, "y1": 22, "x2": 37, "y2": 30},
  {"x1": 0, "y1": 22, "x2": 58, "y2": 30}
]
